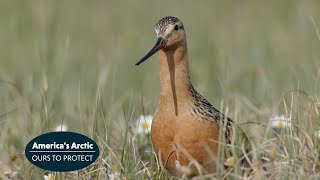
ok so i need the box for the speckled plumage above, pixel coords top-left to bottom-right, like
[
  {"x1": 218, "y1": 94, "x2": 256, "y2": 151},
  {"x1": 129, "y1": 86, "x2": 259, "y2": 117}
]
[
  {"x1": 155, "y1": 16, "x2": 181, "y2": 33},
  {"x1": 188, "y1": 84, "x2": 234, "y2": 145}
]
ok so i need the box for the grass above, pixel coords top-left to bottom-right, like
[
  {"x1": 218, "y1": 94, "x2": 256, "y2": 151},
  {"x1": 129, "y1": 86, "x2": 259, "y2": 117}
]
[{"x1": 0, "y1": 0, "x2": 320, "y2": 179}]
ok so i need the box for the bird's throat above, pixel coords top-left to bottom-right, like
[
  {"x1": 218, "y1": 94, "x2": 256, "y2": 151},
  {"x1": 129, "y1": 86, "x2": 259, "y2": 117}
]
[{"x1": 158, "y1": 45, "x2": 191, "y2": 116}]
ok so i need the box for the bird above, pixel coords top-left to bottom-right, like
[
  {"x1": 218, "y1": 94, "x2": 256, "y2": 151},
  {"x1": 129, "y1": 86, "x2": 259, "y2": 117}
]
[{"x1": 135, "y1": 16, "x2": 251, "y2": 178}]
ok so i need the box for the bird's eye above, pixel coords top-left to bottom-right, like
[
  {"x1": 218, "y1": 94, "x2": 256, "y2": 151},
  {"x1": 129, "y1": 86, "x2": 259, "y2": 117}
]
[{"x1": 174, "y1": 25, "x2": 179, "y2": 31}]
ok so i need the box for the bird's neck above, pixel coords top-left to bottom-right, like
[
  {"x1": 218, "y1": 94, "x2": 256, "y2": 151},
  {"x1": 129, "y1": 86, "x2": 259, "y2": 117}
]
[{"x1": 158, "y1": 43, "x2": 192, "y2": 116}]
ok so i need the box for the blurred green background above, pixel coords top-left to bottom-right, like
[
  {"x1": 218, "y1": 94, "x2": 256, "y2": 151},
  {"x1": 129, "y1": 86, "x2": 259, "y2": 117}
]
[{"x1": 0, "y1": 0, "x2": 320, "y2": 179}]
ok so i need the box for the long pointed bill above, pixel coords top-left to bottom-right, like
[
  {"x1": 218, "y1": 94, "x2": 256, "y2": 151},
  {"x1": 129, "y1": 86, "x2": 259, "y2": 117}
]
[{"x1": 135, "y1": 37, "x2": 165, "y2": 66}]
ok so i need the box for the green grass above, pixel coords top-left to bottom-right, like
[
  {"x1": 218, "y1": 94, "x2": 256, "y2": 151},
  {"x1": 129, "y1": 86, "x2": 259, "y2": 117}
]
[{"x1": 0, "y1": 0, "x2": 320, "y2": 179}]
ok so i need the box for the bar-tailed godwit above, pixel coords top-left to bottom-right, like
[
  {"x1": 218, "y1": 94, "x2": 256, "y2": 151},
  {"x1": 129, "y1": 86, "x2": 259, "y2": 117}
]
[{"x1": 136, "y1": 16, "x2": 250, "y2": 177}]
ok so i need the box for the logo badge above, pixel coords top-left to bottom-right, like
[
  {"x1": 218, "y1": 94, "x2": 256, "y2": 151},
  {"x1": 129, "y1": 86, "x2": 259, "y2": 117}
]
[{"x1": 25, "y1": 132, "x2": 99, "y2": 172}]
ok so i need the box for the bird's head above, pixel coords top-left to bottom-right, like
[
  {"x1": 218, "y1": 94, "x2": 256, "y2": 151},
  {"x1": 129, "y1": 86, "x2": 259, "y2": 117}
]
[{"x1": 135, "y1": 16, "x2": 186, "y2": 65}]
